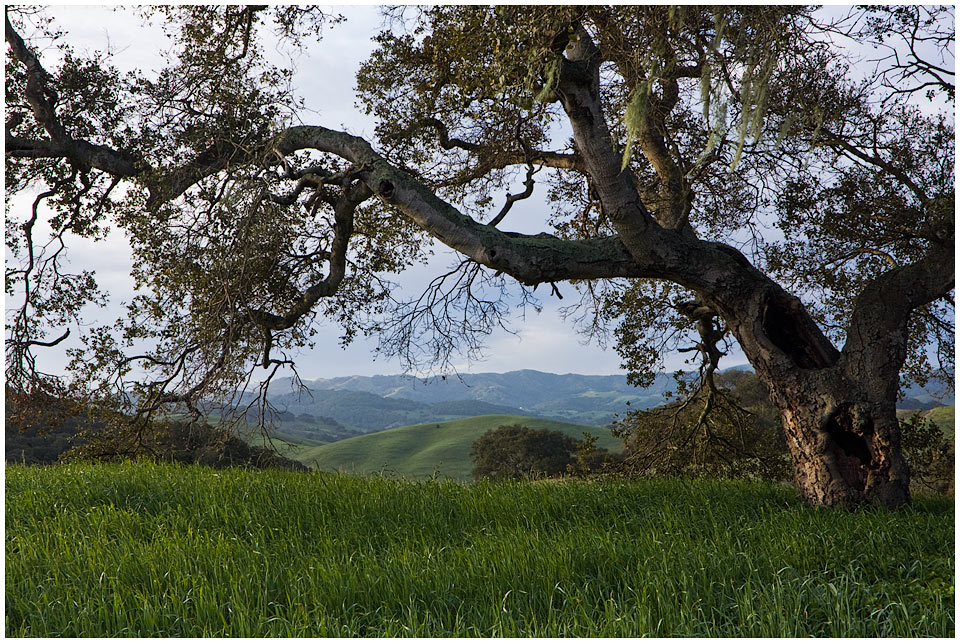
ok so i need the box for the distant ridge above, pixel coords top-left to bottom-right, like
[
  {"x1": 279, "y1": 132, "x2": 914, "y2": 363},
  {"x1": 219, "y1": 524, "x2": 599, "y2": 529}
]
[
  {"x1": 265, "y1": 368, "x2": 953, "y2": 443},
  {"x1": 271, "y1": 369, "x2": 678, "y2": 426}
]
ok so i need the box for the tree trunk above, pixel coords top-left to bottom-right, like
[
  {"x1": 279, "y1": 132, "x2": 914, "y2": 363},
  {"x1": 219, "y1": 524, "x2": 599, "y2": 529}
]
[
  {"x1": 701, "y1": 271, "x2": 920, "y2": 510},
  {"x1": 770, "y1": 377, "x2": 911, "y2": 509}
]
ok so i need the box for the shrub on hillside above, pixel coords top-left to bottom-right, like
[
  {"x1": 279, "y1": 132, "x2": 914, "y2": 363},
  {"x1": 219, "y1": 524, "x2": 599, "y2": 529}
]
[
  {"x1": 66, "y1": 420, "x2": 308, "y2": 471},
  {"x1": 6, "y1": 391, "x2": 304, "y2": 471},
  {"x1": 470, "y1": 424, "x2": 612, "y2": 480}
]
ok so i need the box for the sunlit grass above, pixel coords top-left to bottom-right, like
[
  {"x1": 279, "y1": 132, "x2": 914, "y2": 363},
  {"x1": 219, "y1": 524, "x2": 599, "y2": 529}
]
[
  {"x1": 295, "y1": 414, "x2": 618, "y2": 479},
  {"x1": 5, "y1": 462, "x2": 954, "y2": 637}
]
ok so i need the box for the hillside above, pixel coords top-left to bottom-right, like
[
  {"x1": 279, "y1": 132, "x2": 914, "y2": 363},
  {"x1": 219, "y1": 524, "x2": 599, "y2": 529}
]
[
  {"x1": 266, "y1": 388, "x2": 532, "y2": 434},
  {"x1": 896, "y1": 405, "x2": 955, "y2": 439},
  {"x1": 293, "y1": 414, "x2": 620, "y2": 480},
  {"x1": 925, "y1": 405, "x2": 955, "y2": 437}
]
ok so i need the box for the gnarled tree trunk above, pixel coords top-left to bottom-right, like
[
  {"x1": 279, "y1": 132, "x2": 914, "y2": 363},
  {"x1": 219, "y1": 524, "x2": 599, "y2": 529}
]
[
  {"x1": 770, "y1": 374, "x2": 910, "y2": 509},
  {"x1": 723, "y1": 248, "x2": 953, "y2": 509}
]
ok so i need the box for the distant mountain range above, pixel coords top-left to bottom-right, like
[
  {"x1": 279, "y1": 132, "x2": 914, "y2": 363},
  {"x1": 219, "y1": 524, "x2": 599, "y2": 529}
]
[
  {"x1": 268, "y1": 369, "x2": 680, "y2": 430},
  {"x1": 263, "y1": 368, "x2": 953, "y2": 444}
]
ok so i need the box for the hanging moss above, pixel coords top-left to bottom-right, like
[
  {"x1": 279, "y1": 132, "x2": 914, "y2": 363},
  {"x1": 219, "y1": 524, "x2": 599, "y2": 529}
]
[
  {"x1": 687, "y1": 98, "x2": 728, "y2": 177},
  {"x1": 621, "y1": 79, "x2": 651, "y2": 170},
  {"x1": 700, "y1": 61, "x2": 713, "y2": 123},
  {"x1": 774, "y1": 112, "x2": 795, "y2": 148},
  {"x1": 532, "y1": 54, "x2": 562, "y2": 103}
]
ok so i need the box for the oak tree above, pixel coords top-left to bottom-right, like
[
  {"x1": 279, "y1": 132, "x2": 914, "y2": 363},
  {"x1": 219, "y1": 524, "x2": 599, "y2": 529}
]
[
  {"x1": 5, "y1": 6, "x2": 954, "y2": 508},
  {"x1": 470, "y1": 424, "x2": 580, "y2": 481}
]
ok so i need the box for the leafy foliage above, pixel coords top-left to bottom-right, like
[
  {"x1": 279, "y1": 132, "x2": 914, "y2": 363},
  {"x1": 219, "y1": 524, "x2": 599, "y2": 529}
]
[
  {"x1": 7, "y1": 5, "x2": 952, "y2": 402},
  {"x1": 899, "y1": 413, "x2": 955, "y2": 495},
  {"x1": 469, "y1": 423, "x2": 607, "y2": 480},
  {"x1": 64, "y1": 419, "x2": 307, "y2": 471}
]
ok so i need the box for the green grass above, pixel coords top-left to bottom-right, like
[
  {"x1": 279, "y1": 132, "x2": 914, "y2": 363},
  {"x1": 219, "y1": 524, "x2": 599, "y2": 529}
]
[
  {"x1": 293, "y1": 414, "x2": 619, "y2": 479},
  {"x1": 924, "y1": 405, "x2": 955, "y2": 438},
  {"x1": 6, "y1": 462, "x2": 954, "y2": 637}
]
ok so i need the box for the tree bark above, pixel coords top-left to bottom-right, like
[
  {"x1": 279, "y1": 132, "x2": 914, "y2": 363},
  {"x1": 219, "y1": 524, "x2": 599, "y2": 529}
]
[{"x1": 765, "y1": 365, "x2": 911, "y2": 509}]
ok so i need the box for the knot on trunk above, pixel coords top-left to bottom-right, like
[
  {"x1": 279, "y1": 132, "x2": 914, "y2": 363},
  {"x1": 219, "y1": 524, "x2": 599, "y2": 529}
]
[
  {"x1": 822, "y1": 405, "x2": 876, "y2": 490},
  {"x1": 378, "y1": 179, "x2": 395, "y2": 200}
]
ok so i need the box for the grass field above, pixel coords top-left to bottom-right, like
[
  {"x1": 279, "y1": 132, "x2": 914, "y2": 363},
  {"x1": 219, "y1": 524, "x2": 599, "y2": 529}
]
[
  {"x1": 292, "y1": 414, "x2": 619, "y2": 479},
  {"x1": 897, "y1": 405, "x2": 955, "y2": 437},
  {"x1": 5, "y1": 462, "x2": 954, "y2": 637},
  {"x1": 924, "y1": 405, "x2": 955, "y2": 438}
]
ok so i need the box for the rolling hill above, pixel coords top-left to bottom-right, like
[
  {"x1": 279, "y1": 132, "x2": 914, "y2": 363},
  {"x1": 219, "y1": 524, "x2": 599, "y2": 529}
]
[
  {"x1": 268, "y1": 369, "x2": 680, "y2": 428},
  {"x1": 266, "y1": 388, "x2": 532, "y2": 433},
  {"x1": 290, "y1": 414, "x2": 621, "y2": 480}
]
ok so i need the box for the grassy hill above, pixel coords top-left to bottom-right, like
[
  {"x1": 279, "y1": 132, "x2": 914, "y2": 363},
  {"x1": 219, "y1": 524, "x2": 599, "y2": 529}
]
[
  {"x1": 6, "y1": 462, "x2": 953, "y2": 637},
  {"x1": 896, "y1": 405, "x2": 955, "y2": 438},
  {"x1": 293, "y1": 414, "x2": 620, "y2": 480},
  {"x1": 923, "y1": 405, "x2": 955, "y2": 437}
]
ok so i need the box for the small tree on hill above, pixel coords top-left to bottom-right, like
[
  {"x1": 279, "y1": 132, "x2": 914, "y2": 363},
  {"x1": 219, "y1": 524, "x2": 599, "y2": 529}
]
[{"x1": 470, "y1": 424, "x2": 581, "y2": 481}]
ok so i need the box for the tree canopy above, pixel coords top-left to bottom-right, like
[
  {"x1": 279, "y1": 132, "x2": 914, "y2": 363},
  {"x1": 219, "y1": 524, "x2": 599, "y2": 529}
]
[
  {"x1": 470, "y1": 423, "x2": 580, "y2": 480},
  {"x1": 5, "y1": 6, "x2": 954, "y2": 507}
]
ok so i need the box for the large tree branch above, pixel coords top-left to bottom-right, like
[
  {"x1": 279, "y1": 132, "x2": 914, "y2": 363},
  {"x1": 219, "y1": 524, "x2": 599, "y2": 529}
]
[
  {"x1": 553, "y1": 25, "x2": 654, "y2": 237},
  {"x1": 5, "y1": 12, "x2": 140, "y2": 177},
  {"x1": 274, "y1": 125, "x2": 842, "y2": 383},
  {"x1": 5, "y1": 14, "x2": 253, "y2": 205},
  {"x1": 586, "y1": 9, "x2": 693, "y2": 229},
  {"x1": 840, "y1": 240, "x2": 955, "y2": 397},
  {"x1": 272, "y1": 125, "x2": 653, "y2": 285}
]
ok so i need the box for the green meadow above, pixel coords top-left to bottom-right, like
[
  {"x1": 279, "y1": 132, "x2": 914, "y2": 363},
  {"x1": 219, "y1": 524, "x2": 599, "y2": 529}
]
[
  {"x1": 292, "y1": 414, "x2": 619, "y2": 479},
  {"x1": 5, "y1": 462, "x2": 954, "y2": 637}
]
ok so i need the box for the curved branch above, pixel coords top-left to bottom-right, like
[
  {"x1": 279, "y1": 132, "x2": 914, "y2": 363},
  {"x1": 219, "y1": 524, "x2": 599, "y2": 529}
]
[
  {"x1": 401, "y1": 117, "x2": 585, "y2": 171},
  {"x1": 555, "y1": 25, "x2": 653, "y2": 233},
  {"x1": 489, "y1": 160, "x2": 537, "y2": 228},
  {"x1": 842, "y1": 241, "x2": 955, "y2": 390},
  {"x1": 249, "y1": 181, "x2": 370, "y2": 331},
  {"x1": 5, "y1": 13, "x2": 139, "y2": 177}
]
